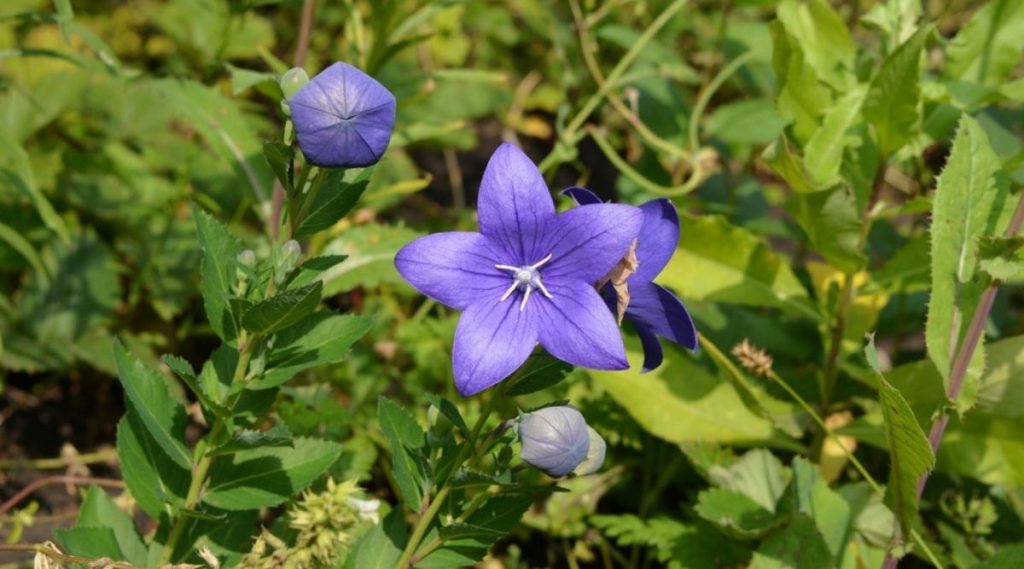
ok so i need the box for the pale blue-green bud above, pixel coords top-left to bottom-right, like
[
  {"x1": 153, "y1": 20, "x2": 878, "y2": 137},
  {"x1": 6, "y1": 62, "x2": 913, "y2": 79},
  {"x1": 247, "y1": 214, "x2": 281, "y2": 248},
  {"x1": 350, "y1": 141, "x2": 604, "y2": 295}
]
[
  {"x1": 518, "y1": 406, "x2": 589, "y2": 477},
  {"x1": 280, "y1": 67, "x2": 310, "y2": 100},
  {"x1": 238, "y1": 249, "x2": 256, "y2": 267},
  {"x1": 573, "y1": 427, "x2": 606, "y2": 476}
]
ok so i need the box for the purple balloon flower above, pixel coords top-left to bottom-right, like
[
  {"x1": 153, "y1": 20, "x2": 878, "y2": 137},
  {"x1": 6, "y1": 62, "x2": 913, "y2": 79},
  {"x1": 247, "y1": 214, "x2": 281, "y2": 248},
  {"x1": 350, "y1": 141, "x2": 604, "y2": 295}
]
[
  {"x1": 289, "y1": 62, "x2": 397, "y2": 168},
  {"x1": 563, "y1": 187, "x2": 698, "y2": 371},
  {"x1": 395, "y1": 144, "x2": 643, "y2": 396},
  {"x1": 518, "y1": 406, "x2": 591, "y2": 477}
]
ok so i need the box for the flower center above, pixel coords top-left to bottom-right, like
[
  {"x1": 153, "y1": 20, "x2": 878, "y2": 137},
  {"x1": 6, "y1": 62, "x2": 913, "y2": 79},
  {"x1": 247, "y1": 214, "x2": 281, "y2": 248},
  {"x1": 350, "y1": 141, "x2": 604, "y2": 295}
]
[{"x1": 495, "y1": 253, "x2": 554, "y2": 311}]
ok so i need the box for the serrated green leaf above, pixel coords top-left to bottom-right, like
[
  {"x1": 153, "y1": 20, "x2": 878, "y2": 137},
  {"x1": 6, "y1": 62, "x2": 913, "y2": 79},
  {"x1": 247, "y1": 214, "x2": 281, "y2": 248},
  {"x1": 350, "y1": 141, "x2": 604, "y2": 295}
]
[
  {"x1": 867, "y1": 339, "x2": 935, "y2": 539},
  {"x1": 207, "y1": 425, "x2": 293, "y2": 457},
  {"x1": 54, "y1": 526, "x2": 124, "y2": 561},
  {"x1": 163, "y1": 354, "x2": 229, "y2": 420},
  {"x1": 194, "y1": 207, "x2": 245, "y2": 341},
  {"x1": 253, "y1": 312, "x2": 371, "y2": 389},
  {"x1": 113, "y1": 340, "x2": 191, "y2": 469},
  {"x1": 203, "y1": 437, "x2": 342, "y2": 510},
  {"x1": 769, "y1": 21, "x2": 831, "y2": 144},
  {"x1": 506, "y1": 352, "x2": 574, "y2": 396},
  {"x1": 776, "y1": 0, "x2": 855, "y2": 90},
  {"x1": 241, "y1": 281, "x2": 322, "y2": 335},
  {"x1": 287, "y1": 255, "x2": 348, "y2": 288},
  {"x1": 978, "y1": 236, "x2": 1024, "y2": 282},
  {"x1": 861, "y1": 0, "x2": 921, "y2": 53},
  {"x1": 378, "y1": 397, "x2": 427, "y2": 510},
  {"x1": 976, "y1": 334, "x2": 1024, "y2": 418},
  {"x1": 294, "y1": 168, "x2": 373, "y2": 238},
  {"x1": 863, "y1": 25, "x2": 931, "y2": 155},
  {"x1": 661, "y1": 214, "x2": 817, "y2": 320},
  {"x1": 75, "y1": 486, "x2": 148, "y2": 565},
  {"x1": 441, "y1": 495, "x2": 531, "y2": 539},
  {"x1": 750, "y1": 514, "x2": 834, "y2": 569},
  {"x1": 116, "y1": 412, "x2": 190, "y2": 519},
  {"x1": 946, "y1": 0, "x2": 1024, "y2": 88},
  {"x1": 926, "y1": 115, "x2": 1013, "y2": 401},
  {"x1": 972, "y1": 543, "x2": 1024, "y2": 568}
]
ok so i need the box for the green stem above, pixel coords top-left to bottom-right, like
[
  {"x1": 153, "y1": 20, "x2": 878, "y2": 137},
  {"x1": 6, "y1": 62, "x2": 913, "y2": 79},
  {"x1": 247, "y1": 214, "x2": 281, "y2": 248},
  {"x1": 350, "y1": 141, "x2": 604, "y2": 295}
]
[
  {"x1": 537, "y1": 0, "x2": 688, "y2": 174},
  {"x1": 687, "y1": 50, "x2": 755, "y2": 153},
  {"x1": 392, "y1": 389, "x2": 501, "y2": 569},
  {"x1": 158, "y1": 333, "x2": 257, "y2": 565}
]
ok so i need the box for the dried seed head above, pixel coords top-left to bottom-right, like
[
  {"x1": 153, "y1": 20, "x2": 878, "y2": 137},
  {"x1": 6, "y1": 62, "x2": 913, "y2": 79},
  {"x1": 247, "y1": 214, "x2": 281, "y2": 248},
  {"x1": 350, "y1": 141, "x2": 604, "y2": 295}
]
[{"x1": 731, "y1": 339, "x2": 774, "y2": 378}]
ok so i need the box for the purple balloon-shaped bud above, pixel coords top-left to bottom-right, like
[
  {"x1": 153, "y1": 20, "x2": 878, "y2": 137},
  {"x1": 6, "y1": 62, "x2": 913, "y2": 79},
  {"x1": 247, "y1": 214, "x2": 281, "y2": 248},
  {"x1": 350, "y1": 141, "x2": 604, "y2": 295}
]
[
  {"x1": 518, "y1": 406, "x2": 590, "y2": 477},
  {"x1": 289, "y1": 62, "x2": 396, "y2": 168}
]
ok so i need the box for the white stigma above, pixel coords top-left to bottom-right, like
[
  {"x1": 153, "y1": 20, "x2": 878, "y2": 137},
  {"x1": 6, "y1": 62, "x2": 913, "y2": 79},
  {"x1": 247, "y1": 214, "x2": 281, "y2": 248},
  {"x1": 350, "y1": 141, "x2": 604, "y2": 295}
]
[{"x1": 495, "y1": 253, "x2": 554, "y2": 311}]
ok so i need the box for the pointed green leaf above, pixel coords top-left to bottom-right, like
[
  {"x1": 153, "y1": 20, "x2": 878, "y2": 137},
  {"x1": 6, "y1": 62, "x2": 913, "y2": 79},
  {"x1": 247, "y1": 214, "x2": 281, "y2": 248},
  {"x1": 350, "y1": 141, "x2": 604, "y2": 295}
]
[
  {"x1": 344, "y1": 510, "x2": 407, "y2": 569},
  {"x1": 253, "y1": 312, "x2": 371, "y2": 389},
  {"x1": 162, "y1": 354, "x2": 229, "y2": 419},
  {"x1": 695, "y1": 488, "x2": 786, "y2": 539},
  {"x1": 203, "y1": 437, "x2": 342, "y2": 510},
  {"x1": 241, "y1": 281, "x2": 322, "y2": 335},
  {"x1": 769, "y1": 21, "x2": 831, "y2": 144},
  {"x1": 863, "y1": 25, "x2": 931, "y2": 155},
  {"x1": 194, "y1": 207, "x2": 244, "y2": 341},
  {"x1": 776, "y1": 0, "x2": 855, "y2": 90},
  {"x1": 378, "y1": 397, "x2": 427, "y2": 510},
  {"x1": 76, "y1": 486, "x2": 148, "y2": 565},
  {"x1": 867, "y1": 338, "x2": 935, "y2": 539},
  {"x1": 946, "y1": 0, "x2": 1024, "y2": 87},
  {"x1": 287, "y1": 255, "x2": 348, "y2": 288},
  {"x1": 790, "y1": 458, "x2": 853, "y2": 562},
  {"x1": 708, "y1": 449, "x2": 790, "y2": 512},
  {"x1": 506, "y1": 352, "x2": 575, "y2": 396},
  {"x1": 113, "y1": 340, "x2": 191, "y2": 469},
  {"x1": 263, "y1": 141, "x2": 294, "y2": 192},
  {"x1": 294, "y1": 168, "x2": 373, "y2": 239},
  {"x1": 926, "y1": 115, "x2": 1014, "y2": 401},
  {"x1": 115, "y1": 412, "x2": 190, "y2": 519},
  {"x1": 804, "y1": 86, "x2": 867, "y2": 186},
  {"x1": 978, "y1": 236, "x2": 1024, "y2": 282}
]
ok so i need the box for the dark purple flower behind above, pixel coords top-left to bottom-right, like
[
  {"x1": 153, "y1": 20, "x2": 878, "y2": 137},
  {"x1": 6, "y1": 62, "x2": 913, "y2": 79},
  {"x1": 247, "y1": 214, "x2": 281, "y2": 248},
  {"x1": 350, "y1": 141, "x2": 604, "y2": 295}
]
[{"x1": 289, "y1": 62, "x2": 396, "y2": 168}]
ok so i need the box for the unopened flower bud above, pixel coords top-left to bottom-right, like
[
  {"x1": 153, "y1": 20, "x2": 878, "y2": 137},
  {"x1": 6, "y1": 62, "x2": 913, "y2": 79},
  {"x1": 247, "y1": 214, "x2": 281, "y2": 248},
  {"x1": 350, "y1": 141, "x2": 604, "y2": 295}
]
[
  {"x1": 238, "y1": 249, "x2": 256, "y2": 267},
  {"x1": 518, "y1": 406, "x2": 590, "y2": 477},
  {"x1": 280, "y1": 67, "x2": 310, "y2": 100},
  {"x1": 289, "y1": 62, "x2": 396, "y2": 167},
  {"x1": 282, "y1": 239, "x2": 301, "y2": 261},
  {"x1": 573, "y1": 427, "x2": 606, "y2": 476}
]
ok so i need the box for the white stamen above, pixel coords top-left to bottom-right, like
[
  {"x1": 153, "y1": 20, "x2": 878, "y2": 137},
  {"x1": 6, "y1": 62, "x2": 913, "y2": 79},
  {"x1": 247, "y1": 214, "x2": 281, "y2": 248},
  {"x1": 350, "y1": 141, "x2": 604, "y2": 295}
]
[
  {"x1": 494, "y1": 253, "x2": 554, "y2": 310},
  {"x1": 500, "y1": 281, "x2": 519, "y2": 302}
]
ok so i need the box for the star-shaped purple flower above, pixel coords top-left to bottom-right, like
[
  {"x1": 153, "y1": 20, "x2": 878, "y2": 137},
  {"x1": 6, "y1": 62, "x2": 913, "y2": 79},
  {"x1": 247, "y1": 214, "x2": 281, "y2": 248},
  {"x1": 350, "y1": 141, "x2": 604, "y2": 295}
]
[
  {"x1": 395, "y1": 144, "x2": 644, "y2": 396},
  {"x1": 289, "y1": 62, "x2": 396, "y2": 168},
  {"x1": 564, "y1": 187, "x2": 698, "y2": 371}
]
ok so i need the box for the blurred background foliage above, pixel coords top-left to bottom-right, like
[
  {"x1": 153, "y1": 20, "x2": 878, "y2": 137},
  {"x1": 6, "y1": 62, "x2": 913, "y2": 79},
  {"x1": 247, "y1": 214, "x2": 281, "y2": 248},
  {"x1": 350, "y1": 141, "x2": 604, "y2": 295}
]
[{"x1": 2, "y1": 0, "x2": 1024, "y2": 567}]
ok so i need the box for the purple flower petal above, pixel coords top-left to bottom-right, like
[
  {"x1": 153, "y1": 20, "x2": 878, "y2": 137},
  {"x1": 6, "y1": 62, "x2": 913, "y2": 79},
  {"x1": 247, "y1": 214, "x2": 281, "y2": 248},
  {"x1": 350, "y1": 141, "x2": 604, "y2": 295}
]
[
  {"x1": 477, "y1": 143, "x2": 555, "y2": 263},
  {"x1": 395, "y1": 232, "x2": 507, "y2": 310},
  {"x1": 535, "y1": 281, "x2": 628, "y2": 370},
  {"x1": 634, "y1": 321, "x2": 665, "y2": 372},
  {"x1": 453, "y1": 299, "x2": 539, "y2": 396},
  {"x1": 633, "y1": 199, "x2": 680, "y2": 283},
  {"x1": 625, "y1": 282, "x2": 698, "y2": 355},
  {"x1": 290, "y1": 62, "x2": 397, "y2": 168},
  {"x1": 561, "y1": 186, "x2": 603, "y2": 205},
  {"x1": 540, "y1": 204, "x2": 644, "y2": 283}
]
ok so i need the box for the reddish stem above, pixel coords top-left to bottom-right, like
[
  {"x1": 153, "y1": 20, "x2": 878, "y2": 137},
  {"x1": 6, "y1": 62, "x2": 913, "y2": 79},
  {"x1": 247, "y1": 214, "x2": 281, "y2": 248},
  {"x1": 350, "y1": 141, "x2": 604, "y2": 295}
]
[{"x1": 0, "y1": 476, "x2": 124, "y2": 515}]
